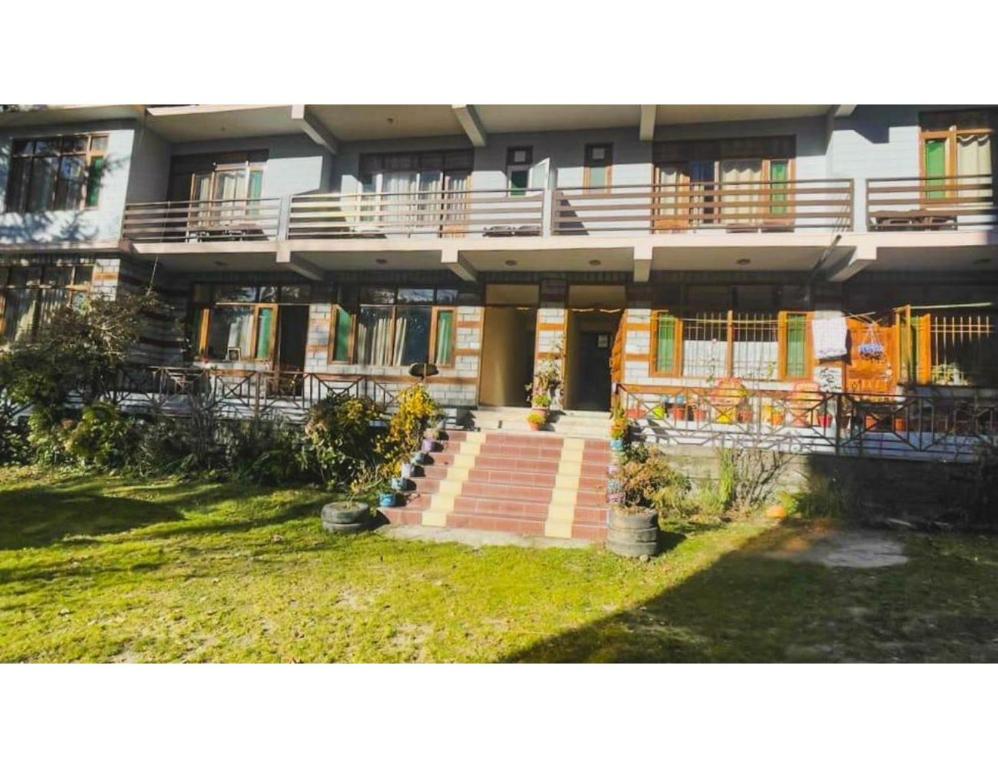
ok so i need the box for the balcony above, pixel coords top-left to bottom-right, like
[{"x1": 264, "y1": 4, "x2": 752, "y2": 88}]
[
  {"x1": 122, "y1": 198, "x2": 282, "y2": 242},
  {"x1": 287, "y1": 188, "x2": 545, "y2": 239},
  {"x1": 866, "y1": 175, "x2": 996, "y2": 231},
  {"x1": 553, "y1": 179, "x2": 854, "y2": 235}
]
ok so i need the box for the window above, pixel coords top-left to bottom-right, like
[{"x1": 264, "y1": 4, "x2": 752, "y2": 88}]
[
  {"x1": 168, "y1": 151, "x2": 267, "y2": 202},
  {"x1": 5, "y1": 135, "x2": 107, "y2": 214},
  {"x1": 0, "y1": 264, "x2": 92, "y2": 343},
  {"x1": 779, "y1": 311, "x2": 810, "y2": 379},
  {"x1": 920, "y1": 111, "x2": 993, "y2": 200},
  {"x1": 357, "y1": 150, "x2": 472, "y2": 229},
  {"x1": 190, "y1": 283, "x2": 309, "y2": 361},
  {"x1": 584, "y1": 143, "x2": 613, "y2": 190},
  {"x1": 506, "y1": 147, "x2": 533, "y2": 196},
  {"x1": 652, "y1": 311, "x2": 680, "y2": 375},
  {"x1": 330, "y1": 286, "x2": 458, "y2": 367},
  {"x1": 653, "y1": 137, "x2": 795, "y2": 228}
]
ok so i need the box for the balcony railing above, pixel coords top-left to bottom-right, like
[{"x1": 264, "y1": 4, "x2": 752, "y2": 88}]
[
  {"x1": 123, "y1": 198, "x2": 282, "y2": 242},
  {"x1": 553, "y1": 179, "x2": 854, "y2": 235},
  {"x1": 866, "y1": 175, "x2": 996, "y2": 231},
  {"x1": 287, "y1": 188, "x2": 545, "y2": 239}
]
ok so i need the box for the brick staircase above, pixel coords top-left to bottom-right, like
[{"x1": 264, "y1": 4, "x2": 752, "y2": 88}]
[{"x1": 382, "y1": 430, "x2": 611, "y2": 541}]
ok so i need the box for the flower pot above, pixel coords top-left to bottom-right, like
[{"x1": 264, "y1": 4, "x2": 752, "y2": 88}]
[
  {"x1": 651, "y1": 405, "x2": 666, "y2": 420},
  {"x1": 736, "y1": 408, "x2": 753, "y2": 424},
  {"x1": 420, "y1": 437, "x2": 437, "y2": 453},
  {"x1": 531, "y1": 406, "x2": 549, "y2": 418},
  {"x1": 390, "y1": 476, "x2": 408, "y2": 492},
  {"x1": 672, "y1": 406, "x2": 688, "y2": 421},
  {"x1": 379, "y1": 492, "x2": 397, "y2": 508},
  {"x1": 893, "y1": 417, "x2": 907, "y2": 432},
  {"x1": 817, "y1": 414, "x2": 833, "y2": 428},
  {"x1": 607, "y1": 507, "x2": 660, "y2": 558},
  {"x1": 610, "y1": 437, "x2": 626, "y2": 453},
  {"x1": 411, "y1": 451, "x2": 427, "y2": 465},
  {"x1": 400, "y1": 462, "x2": 415, "y2": 478},
  {"x1": 320, "y1": 501, "x2": 370, "y2": 534}
]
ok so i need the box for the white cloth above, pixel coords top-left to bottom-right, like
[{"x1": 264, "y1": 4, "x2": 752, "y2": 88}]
[{"x1": 812, "y1": 316, "x2": 848, "y2": 360}]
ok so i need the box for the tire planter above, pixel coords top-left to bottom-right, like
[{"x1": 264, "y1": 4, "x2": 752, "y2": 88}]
[
  {"x1": 320, "y1": 501, "x2": 370, "y2": 534},
  {"x1": 610, "y1": 437, "x2": 626, "y2": 453},
  {"x1": 606, "y1": 507, "x2": 660, "y2": 558}
]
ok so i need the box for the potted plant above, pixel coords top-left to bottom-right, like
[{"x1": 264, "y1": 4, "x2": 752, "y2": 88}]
[
  {"x1": 606, "y1": 448, "x2": 689, "y2": 558},
  {"x1": 390, "y1": 475, "x2": 409, "y2": 493},
  {"x1": 671, "y1": 394, "x2": 688, "y2": 422},
  {"x1": 530, "y1": 390, "x2": 552, "y2": 417},
  {"x1": 320, "y1": 499, "x2": 372, "y2": 534},
  {"x1": 420, "y1": 435, "x2": 437, "y2": 453},
  {"x1": 526, "y1": 411, "x2": 547, "y2": 431},
  {"x1": 379, "y1": 489, "x2": 398, "y2": 508},
  {"x1": 609, "y1": 403, "x2": 629, "y2": 452}
]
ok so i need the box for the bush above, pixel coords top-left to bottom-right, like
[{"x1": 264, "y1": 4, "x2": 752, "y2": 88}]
[
  {"x1": 26, "y1": 408, "x2": 72, "y2": 466},
  {"x1": 616, "y1": 444, "x2": 693, "y2": 519},
  {"x1": 219, "y1": 418, "x2": 313, "y2": 486},
  {"x1": 64, "y1": 402, "x2": 136, "y2": 470},
  {"x1": 305, "y1": 395, "x2": 385, "y2": 487},
  {"x1": 0, "y1": 412, "x2": 29, "y2": 466},
  {"x1": 377, "y1": 385, "x2": 441, "y2": 478}
]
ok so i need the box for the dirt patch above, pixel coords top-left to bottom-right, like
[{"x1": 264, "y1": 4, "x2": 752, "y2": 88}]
[{"x1": 765, "y1": 529, "x2": 908, "y2": 569}]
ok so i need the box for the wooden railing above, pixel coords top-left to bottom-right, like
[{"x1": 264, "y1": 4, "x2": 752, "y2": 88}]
[
  {"x1": 866, "y1": 175, "x2": 996, "y2": 231},
  {"x1": 554, "y1": 179, "x2": 854, "y2": 235},
  {"x1": 288, "y1": 188, "x2": 545, "y2": 239},
  {"x1": 123, "y1": 198, "x2": 282, "y2": 243},
  {"x1": 616, "y1": 383, "x2": 998, "y2": 462}
]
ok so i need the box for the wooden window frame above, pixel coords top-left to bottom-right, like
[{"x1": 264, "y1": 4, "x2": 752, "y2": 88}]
[
  {"x1": 0, "y1": 264, "x2": 93, "y2": 343},
  {"x1": 506, "y1": 146, "x2": 534, "y2": 197},
  {"x1": 4, "y1": 133, "x2": 108, "y2": 214},
  {"x1": 650, "y1": 310, "x2": 683, "y2": 377},
  {"x1": 328, "y1": 305, "x2": 357, "y2": 364},
  {"x1": 194, "y1": 301, "x2": 279, "y2": 363},
  {"x1": 430, "y1": 306, "x2": 456, "y2": 368},
  {"x1": 328, "y1": 302, "x2": 456, "y2": 369},
  {"x1": 583, "y1": 143, "x2": 613, "y2": 191}
]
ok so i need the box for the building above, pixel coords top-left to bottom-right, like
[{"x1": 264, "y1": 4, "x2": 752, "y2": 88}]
[{"x1": 2, "y1": 104, "x2": 997, "y2": 464}]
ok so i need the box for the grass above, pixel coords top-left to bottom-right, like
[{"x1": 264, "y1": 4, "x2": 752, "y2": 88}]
[{"x1": 1, "y1": 467, "x2": 997, "y2": 662}]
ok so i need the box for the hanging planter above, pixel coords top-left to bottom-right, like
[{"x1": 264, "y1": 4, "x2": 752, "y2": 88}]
[{"x1": 858, "y1": 321, "x2": 886, "y2": 360}]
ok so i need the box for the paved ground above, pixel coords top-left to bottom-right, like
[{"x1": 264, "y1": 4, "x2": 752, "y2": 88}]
[
  {"x1": 377, "y1": 524, "x2": 594, "y2": 550},
  {"x1": 764, "y1": 528, "x2": 909, "y2": 568}
]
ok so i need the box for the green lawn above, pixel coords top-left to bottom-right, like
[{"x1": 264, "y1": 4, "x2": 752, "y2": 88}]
[{"x1": 1, "y1": 467, "x2": 996, "y2": 662}]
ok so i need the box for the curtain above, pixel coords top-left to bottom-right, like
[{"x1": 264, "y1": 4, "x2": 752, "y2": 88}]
[
  {"x1": 443, "y1": 171, "x2": 469, "y2": 229},
  {"x1": 2, "y1": 289, "x2": 38, "y2": 343},
  {"x1": 434, "y1": 310, "x2": 454, "y2": 366},
  {"x1": 720, "y1": 159, "x2": 763, "y2": 223},
  {"x1": 256, "y1": 307, "x2": 274, "y2": 359},
  {"x1": 37, "y1": 288, "x2": 67, "y2": 329},
  {"x1": 957, "y1": 134, "x2": 992, "y2": 201},
  {"x1": 207, "y1": 306, "x2": 254, "y2": 360},
  {"x1": 924, "y1": 139, "x2": 947, "y2": 200},
  {"x1": 655, "y1": 314, "x2": 677, "y2": 373},
  {"x1": 382, "y1": 172, "x2": 418, "y2": 231},
  {"x1": 393, "y1": 307, "x2": 431, "y2": 366},
  {"x1": 357, "y1": 307, "x2": 393, "y2": 365}
]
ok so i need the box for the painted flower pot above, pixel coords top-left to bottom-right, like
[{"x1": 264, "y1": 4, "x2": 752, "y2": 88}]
[
  {"x1": 651, "y1": 405, "x2": 666, "y2": 420},
  {"x1": 607, "y1": 507, "x2": 660, "y2": 558},
  {"x1": 379, "y1": 492, "x2": 397, "y2": 508},
  {"x1": 672, "y1": 406, "x2": 688, "y2": 421},
  {"x1": 610, "y1": 437, "x2": 626, "y2": 453},
  {"x1": 421, "y1": 438, "x2": 437, "y2": 453},
  {"x1": 401, "y1": 462, "x2": 415, "y2": 478},
  {"x1": 607, "y1": 492, "x2": 626, "y2": 505},
  {"x1": 390, "y1": 476, "x2": 408, "y2": 492},
  {"x1": 893, "y1": 417, "x2": 907, "y2": 432},
  {"x1": 606, "y1": 478, "x2": 624, "y2": 495},
  {"x1": 817, "y1": 414, "x2": 834, "y2": 428},
  {"x1": 411, "y1": 451, "x2": 427, "y2": 466}
]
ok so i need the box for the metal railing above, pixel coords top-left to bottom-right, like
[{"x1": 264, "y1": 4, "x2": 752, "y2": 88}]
[
  {"x1": 123, "y1": 198, "x2": 282, "y2": 242},
  {"x1": 64, "y1": 367, "x2": 402, "y2": 422},
  {"x1": 554, "y1": 179, "x2": 854, "y2": 235},
  {"x1": 288, "y1": 188, "x2": 545, "y2": 239},
  {"x1": 616, "y1": 383, "x2": 998, "y2": 462},
  {"x1": 866, "y1": 174, "x2": 996, "y2": 231}
]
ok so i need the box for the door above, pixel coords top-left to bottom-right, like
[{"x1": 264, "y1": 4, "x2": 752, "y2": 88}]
[
  {"x1": 573, "y1": 331, "x2": 613, "y2": 411},
  {"x1": 277, "y1": 305, "x2": 308, "y2": 372}
]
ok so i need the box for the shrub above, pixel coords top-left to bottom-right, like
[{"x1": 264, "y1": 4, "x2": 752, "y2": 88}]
[
  {"x1": 64, "y1": 402, "x2": 136, "y2": 470},
  {"x1": 220, "y1": 418, "x2": 313, "y2": 486},
  {"x1": 616, "y1": 444, "x2": 693, "y2": 519},
  {"x1": 26, "y1": 408, "x2": 73, "y2": 466},
  {"x1": 305, "y1": 395, "x2": 385, "y2": 487},
  {"x1": 609, "y1": 401, "x2": 629, "y2": 440},
  {"x1": 526, "y1": 411, "x2": 547, "y2": 428},
  {"x1": 377, "y1": 385, "x2": 441, "y2": 477},
  {"x1": 0, "y1": 412, "x2": 29, "y2": 466}
]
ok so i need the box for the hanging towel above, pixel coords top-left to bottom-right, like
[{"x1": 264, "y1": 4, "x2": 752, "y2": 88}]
[{"x1": 812, "y1": 316, "x2": 848, "y2": 360}]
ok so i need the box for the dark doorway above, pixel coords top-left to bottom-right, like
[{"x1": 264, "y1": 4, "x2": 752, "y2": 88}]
[
  {"x1": 277, "y1": 305, "x2": 308, "y2": 371},
  {"x1": 479, "y1": 306, "x2": 536, "y2": 406},
  {"x1": 564, "y1": 309, "x2": 621, "y2": 411}
]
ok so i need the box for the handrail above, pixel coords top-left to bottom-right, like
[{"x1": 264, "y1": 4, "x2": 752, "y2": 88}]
[
  {"x1": 123, "y1": 197, "x2": 281, "y2": 243},
  {"x1": 288, "y1": 188, "x2": 545, "y2": 239},
  {"x1": 554, "y1": 178, "x2": 854, "y2": 235},
  {"x1": 866, "y1": 174, "x2": 995, "y2": 231}
]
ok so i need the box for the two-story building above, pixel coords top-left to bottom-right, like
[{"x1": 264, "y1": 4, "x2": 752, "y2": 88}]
[{"x1": 2, "y1": 104, "x2": 996, "y2": 460}]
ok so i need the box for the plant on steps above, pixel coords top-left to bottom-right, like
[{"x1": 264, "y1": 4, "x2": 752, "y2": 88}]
[{"x1": 526, "y1": 411, "x2": 547, "y2": 431}]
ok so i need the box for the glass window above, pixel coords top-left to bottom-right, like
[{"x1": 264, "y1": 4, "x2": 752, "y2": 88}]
[
  {"x1": 356, "y1": 306, "x2": 394, "y2": 365},
  {"x1": 397, "y1": 288, "x2": 435, "y2": 304},
  {"x1": 784, "y1": 313, "x2": 808, "y2": 378},
  {"x1": 256, "y1": 307, "x2": 275, "y2": 359},
  {"x1": 654, "y1": 313, "x2": 678, "y2": 374},
  {"x1": 207, "y1": 305, "x2": 255, "y2": 360},
  {"x1": 331, "y1": 307, "x2": 353, "y2": 362},
  {"x1": 435, "y1": 288, "x2": 459, "y2": 305},
  {"x1": 215, "y1": 285, "x2": 259, "y2": 303},
  {"x1": 434, "y1": 309, "x2": 455, "y2": 366},
  {"x1": 4, "y1": 133, "x2": 106, "y2": 213},
  {"x1": 279, "y1": 284, "x2": 311, "y2": 303},
  {"x1": 394, "y1": 306, "x2": 432, "y2": 365}
]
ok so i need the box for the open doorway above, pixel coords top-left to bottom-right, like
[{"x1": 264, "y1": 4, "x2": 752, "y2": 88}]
[
  {"x1": 277, "y1": 305, "x2": 309, "y2": 371},
  {"x1": 564, "y1": 309, "x2": 622, "y2": 411},
  {"x1": 479, "y1": 306, "x2": 536, "y2": 406}
]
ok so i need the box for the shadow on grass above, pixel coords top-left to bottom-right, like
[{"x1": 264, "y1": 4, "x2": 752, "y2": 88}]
[{"x1": 506, "y1": 522, "x2": 998, "y2": 663}]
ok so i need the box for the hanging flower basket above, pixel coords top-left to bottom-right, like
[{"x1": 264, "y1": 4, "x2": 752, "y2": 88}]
[{"x1": 858, "y1": 322, "x2": 886, "y2": 360}]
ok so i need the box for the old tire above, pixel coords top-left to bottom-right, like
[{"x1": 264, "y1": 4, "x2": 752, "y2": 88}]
[
  {"x1": 321, "y1": 501, "x2": 370, "y2": 525},
  {"x1": 322, "y1": 520, "x2": 368, "y2": 535},
  {"x1": 606, "y1": 508, "x2": 659, "y2": 558}
]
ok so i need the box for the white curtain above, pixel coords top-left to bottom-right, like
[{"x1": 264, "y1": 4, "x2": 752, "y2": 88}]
[
  {"x1": 720, "y1": 159, "x2": 763, "y2": 223},
  {"x1": 382, "y1": 172, "x2": 418, "y2": 231},
  {"x1": 358, "y1": 309, "x2": 393, "y2": 366},
  {"x1": 391, "y1": 314, "x2": 409, "y2": 365},
  {"x1": 957, "y1": 135, "x2": 992, "y2": 201}
]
